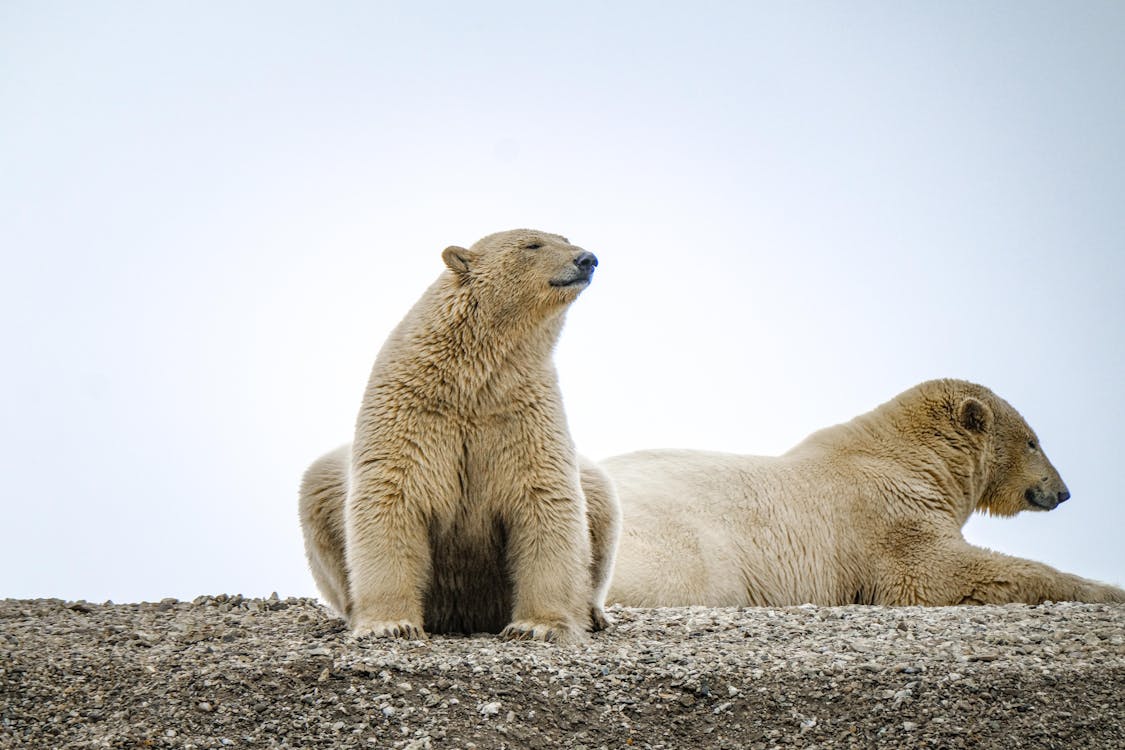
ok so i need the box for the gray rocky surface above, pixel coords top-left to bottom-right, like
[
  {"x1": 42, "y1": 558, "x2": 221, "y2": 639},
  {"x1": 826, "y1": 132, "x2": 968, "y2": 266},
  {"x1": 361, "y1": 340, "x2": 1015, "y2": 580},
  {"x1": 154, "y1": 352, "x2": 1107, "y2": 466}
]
[{"x1": 2, "y1": 596, "x2": 1123, "y2": 749}]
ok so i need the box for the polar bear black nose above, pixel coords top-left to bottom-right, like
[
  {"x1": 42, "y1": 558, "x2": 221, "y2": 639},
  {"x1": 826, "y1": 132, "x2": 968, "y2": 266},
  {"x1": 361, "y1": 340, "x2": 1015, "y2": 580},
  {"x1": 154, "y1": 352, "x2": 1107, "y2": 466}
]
[
  {"x1": 574, "y1": 252, "x2": 598, "y2": 272},
  {"x1": 1056, "y1": 489, "x2": 1070, "y2": 504}
]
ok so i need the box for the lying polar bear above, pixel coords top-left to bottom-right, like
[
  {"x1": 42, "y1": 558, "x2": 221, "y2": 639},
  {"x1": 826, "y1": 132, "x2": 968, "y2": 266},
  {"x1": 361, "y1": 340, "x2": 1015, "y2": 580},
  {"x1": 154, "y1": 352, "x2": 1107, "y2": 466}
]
[{"x1": 606, "y1": 379, "x2": 1124, "y2": 607}]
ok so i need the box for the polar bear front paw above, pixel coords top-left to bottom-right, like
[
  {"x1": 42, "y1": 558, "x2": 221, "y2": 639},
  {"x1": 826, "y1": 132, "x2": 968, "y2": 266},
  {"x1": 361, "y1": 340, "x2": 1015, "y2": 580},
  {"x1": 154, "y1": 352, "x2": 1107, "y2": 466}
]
[
  {"x1": 500, "y1": 619, "x2": 587, "y2": 645},
  {"x1": 589, "y1": 606, "x2": 613, "y2": 632},
  {"x1": 350, "y1": 619, "x2": 426, "y2": 640}
]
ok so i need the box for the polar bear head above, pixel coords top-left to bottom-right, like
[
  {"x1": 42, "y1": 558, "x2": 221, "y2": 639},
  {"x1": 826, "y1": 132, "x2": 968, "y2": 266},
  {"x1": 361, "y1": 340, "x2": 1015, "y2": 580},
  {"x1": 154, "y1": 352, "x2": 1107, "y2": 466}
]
[
  {"x1": 441, "y1": 229, "x2": 598, "y2": 321},
  {"x1": 952, "y1": 384, "x2": 1071, "y2": 517}
]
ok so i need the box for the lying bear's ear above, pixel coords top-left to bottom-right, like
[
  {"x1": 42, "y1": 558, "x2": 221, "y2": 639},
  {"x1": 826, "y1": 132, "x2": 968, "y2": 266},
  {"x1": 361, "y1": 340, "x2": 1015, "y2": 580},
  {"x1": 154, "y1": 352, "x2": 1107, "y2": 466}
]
[
  {"x1": 442, "y1": 245, "x2": 476, "y2": 275},
  {"x1": 957, "y1": 397, "x2": 993, "y2": 434}
]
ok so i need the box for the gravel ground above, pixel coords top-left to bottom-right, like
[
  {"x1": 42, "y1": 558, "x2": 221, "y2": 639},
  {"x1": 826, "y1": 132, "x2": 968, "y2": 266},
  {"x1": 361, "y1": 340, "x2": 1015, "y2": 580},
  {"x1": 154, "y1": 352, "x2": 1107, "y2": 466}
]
[{"x1": 2, "y1": 596, "x2": 1123, "y2": 749}]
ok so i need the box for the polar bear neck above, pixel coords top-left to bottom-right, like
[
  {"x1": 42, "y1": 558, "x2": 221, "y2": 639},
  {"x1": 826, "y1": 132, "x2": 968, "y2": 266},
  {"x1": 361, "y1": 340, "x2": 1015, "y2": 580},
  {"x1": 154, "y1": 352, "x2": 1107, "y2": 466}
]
[
  {"x1": 371, "y1": 276, "x2": 569, "y2": 404},
  {"x1": 807, "y1": 400, "x2": 991, "y2": 527}
]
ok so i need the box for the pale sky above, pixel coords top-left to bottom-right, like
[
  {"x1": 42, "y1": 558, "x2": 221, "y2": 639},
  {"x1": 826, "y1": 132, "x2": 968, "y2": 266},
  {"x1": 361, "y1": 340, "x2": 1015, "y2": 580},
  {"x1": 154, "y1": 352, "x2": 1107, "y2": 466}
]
[{"x1": 2, "y1": 2, "x2": 1123, "y2": 603}]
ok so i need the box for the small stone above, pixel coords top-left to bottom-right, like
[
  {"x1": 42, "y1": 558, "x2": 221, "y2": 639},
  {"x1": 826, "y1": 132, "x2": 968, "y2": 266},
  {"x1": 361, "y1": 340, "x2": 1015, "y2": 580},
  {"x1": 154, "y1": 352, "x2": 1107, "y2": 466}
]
[
  {"x1": 198, "y1": 702, "x2": 213, "y2": 713},
  {"x1": 479, "y1": 701, "x2": 502, "y2": 716},
  {"x1": 903, "y1": 721, "x2": 918, "y2": 731}
]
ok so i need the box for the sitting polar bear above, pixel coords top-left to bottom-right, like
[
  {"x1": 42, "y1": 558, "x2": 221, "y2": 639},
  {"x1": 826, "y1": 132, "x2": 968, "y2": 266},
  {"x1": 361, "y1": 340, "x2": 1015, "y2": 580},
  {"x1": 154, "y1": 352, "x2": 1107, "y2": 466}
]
[
  {"x1": 605, "y1": 379, "x2": 1124, "y2": 607},
  {"x1": 300, "y1": 230, "x2": 620, "y2": 644}
]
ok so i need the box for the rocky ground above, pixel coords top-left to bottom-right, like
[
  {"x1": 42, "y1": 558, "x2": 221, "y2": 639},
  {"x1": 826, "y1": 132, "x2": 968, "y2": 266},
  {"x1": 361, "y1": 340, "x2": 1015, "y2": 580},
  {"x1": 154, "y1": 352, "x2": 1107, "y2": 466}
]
[{"x1": 1, "y1": 597, "x2": 1123, "y2": 749}]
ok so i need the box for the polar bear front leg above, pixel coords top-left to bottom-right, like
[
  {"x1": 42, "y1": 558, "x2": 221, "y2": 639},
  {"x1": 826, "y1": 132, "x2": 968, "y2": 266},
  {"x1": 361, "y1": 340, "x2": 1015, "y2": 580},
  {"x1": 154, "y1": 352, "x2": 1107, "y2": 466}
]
[
  {"x1": 344, "y1": 479, "x2": 432, "y2": 639},
  {"x1": 500, "y1": 484, "x2": 592, "y2": 645},
  {"x1": 578, "y1": 457, "x2": 621, "y2": 631},
  {"x1": 950, "y1": 546, "x2": 1125, "y2": 605},
  {"x1": 898, "y1": 539, "x2": 1125, "y2": 605}
]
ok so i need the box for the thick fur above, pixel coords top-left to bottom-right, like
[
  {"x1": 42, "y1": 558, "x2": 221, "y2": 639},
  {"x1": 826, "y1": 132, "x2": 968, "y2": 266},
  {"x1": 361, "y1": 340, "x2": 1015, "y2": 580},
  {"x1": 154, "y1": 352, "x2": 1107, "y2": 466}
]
[
  {"x1": 299, "y1": 230, "x2": 621, "y2": 643},
  {"x1": 606, "y1": 379, "x2": 1124, "y2": 607}
]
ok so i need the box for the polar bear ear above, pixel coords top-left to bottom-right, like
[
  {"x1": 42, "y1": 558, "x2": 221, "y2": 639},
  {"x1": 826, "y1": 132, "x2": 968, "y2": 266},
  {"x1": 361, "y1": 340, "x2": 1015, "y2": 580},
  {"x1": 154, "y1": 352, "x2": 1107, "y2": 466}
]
[
  {"x1": 957, "y1": 397, "x2": 993, "y2": 434},
  {"x1": 442, "y1": 245, "x2": 476, "y2": 275}
]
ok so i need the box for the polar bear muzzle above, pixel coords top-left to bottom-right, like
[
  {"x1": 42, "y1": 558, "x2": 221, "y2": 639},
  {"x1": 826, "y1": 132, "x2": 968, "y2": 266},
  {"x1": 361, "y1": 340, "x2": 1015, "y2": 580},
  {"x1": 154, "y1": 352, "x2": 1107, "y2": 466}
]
[
  {"x1": 549, "y1": 251, "x2": 598, "y2": 288},
  {"x1": 1024, "y1": 484, "x2": 1070, "y2": 511}
]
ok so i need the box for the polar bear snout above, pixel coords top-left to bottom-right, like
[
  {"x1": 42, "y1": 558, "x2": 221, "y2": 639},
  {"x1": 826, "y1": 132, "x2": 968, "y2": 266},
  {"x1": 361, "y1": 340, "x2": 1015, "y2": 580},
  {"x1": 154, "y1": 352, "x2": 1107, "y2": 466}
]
[
  {"x1": 574, "y1": 251, "x2": 598, "y2": 274},
  {"x1": 1024, "y1": 484, "x2": 1070, "y2": 511},
  {"x1": 550, "y1": 251, "x2": 599, "y2": 287}
]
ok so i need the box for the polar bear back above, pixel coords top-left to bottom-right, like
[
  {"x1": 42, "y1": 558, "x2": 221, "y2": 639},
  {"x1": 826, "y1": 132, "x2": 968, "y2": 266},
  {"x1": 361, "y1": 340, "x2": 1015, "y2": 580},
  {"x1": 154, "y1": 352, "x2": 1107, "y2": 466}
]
[{"x1": 605, "y1": 449, "x2": 855, "y2": 607}]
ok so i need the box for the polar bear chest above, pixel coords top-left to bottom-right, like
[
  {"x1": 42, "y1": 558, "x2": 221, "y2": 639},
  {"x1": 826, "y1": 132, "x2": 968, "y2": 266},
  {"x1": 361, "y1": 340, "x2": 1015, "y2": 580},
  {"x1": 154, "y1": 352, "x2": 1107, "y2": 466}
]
[{"x1": 422, "y1": 505, "x2": 514, "y2": 634}]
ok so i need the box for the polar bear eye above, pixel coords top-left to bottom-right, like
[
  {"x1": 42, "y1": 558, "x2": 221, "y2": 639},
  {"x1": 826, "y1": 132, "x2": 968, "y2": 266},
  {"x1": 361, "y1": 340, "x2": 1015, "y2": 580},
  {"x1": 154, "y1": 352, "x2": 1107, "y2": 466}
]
[
  {"x1": 523, "y1": 242, "x2": 543, "y2": 250},
  {"x1": 1027, "y1": 439, "x2": 1037, "y2": 451}
]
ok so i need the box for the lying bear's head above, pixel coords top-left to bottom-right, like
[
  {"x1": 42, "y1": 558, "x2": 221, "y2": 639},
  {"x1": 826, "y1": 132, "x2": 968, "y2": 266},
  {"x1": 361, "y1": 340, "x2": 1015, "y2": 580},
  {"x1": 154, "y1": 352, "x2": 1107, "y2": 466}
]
[
  {"x1": 442, "y1": 229, "x2": 598, "y2": 320},
  {"x1": 950, "y1": 383, "x2": 1070, "y2": 517}
]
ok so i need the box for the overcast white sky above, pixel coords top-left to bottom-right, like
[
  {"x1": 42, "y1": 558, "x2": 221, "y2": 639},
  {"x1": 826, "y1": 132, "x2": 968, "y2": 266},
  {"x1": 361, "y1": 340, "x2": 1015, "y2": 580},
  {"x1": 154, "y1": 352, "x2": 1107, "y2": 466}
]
[{"x1": 2, "y1": 2, "x2": 1123, "y2": 603}]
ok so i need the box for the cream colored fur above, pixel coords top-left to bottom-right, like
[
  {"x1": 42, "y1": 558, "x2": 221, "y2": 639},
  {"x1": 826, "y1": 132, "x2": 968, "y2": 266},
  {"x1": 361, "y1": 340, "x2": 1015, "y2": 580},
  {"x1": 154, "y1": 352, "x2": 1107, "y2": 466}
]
[
  {"x1": 606, "y1": 379, "x2": 1125, "y2": 607},
  {"x1": 299, "y1": 230, "x2": 620, "y2": 644}
]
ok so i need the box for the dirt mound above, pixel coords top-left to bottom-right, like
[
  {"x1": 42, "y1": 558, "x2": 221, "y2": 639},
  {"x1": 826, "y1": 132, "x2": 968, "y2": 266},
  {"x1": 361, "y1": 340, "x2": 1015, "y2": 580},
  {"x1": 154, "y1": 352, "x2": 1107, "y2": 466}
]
[{"x1": 2, "y1": 597, "x2": 1122, "y2": 749}]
